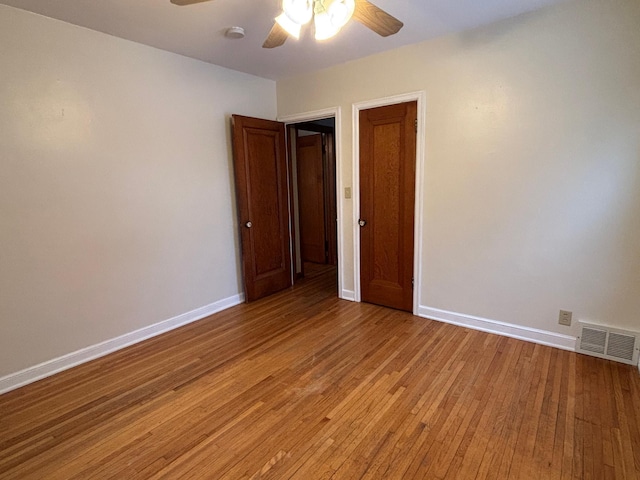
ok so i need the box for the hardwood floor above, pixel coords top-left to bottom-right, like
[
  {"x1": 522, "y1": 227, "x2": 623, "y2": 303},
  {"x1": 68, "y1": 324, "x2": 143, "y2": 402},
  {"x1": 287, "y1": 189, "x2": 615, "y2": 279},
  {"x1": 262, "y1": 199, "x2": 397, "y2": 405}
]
[{"x1": 1, "y1": 265, "x2": 639, "y2": 479}]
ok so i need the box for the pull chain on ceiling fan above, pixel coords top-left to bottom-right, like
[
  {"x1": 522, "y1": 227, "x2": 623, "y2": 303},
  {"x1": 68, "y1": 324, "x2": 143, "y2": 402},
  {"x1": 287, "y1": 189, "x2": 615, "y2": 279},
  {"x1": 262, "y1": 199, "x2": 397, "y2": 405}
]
[{"x1": 170, "y1": 0, "x2": 403, "y2": 49}]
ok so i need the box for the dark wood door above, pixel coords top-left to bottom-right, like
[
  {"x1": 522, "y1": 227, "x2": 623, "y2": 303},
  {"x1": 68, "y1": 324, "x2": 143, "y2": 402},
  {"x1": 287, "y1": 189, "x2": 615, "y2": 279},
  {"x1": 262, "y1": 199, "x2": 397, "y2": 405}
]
[
  {"x1": 359, "y1": 101, "x2": 417, "y2": 312},
  {"x1": 297, "y1": 134, "x2": 327, "y2": 264},
  {"x1": 323, "y1": 133, "x2": 338, "y2": 266},
  {"x1": 232, "y1": 115, "x2": 292, "y2": 302}
]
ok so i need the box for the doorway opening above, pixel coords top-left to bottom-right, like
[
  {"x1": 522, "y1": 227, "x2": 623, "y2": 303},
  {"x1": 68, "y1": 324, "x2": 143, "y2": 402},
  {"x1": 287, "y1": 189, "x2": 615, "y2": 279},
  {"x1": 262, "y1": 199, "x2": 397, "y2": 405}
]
[
  {"x1": 286, "y1": 117, "x2": 338, "y2": 294},
  {"x1": 231, "y1": 109, "x2": 343, "y2": 303}
]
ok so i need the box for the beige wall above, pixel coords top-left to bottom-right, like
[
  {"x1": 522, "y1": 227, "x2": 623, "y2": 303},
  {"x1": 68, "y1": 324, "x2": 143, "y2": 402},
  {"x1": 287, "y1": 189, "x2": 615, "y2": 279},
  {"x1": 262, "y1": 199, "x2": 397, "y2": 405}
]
[
  {"x1": 277, "y1": 0, "x2": 640, "y2": 335},
  {"x1": 0, "y1": 6, "x2": 276, "y2": 377}
]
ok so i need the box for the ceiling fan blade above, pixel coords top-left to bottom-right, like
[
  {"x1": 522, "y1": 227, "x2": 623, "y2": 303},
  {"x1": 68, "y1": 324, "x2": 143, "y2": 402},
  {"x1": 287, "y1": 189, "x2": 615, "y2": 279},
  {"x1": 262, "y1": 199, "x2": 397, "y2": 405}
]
[
  {"x1": 262, "y1": 23, "x2": 288, "y2": 49},
  {"x1": 170, "y1": 0, "x2": 214, "y2": 5},
  {"x1": 353, "y1": 0, "x2": 403, "y2": 37}
]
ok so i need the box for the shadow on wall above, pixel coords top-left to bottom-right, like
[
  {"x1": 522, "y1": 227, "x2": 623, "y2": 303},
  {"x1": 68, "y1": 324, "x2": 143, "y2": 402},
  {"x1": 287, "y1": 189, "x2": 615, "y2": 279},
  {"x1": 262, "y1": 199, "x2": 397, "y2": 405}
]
[
  {"x1": 611, "y1": 147, "x2": 640, "y2": 327},
  {"x1": 453, "y1": 3, "x2": 551, "y2": 48}
]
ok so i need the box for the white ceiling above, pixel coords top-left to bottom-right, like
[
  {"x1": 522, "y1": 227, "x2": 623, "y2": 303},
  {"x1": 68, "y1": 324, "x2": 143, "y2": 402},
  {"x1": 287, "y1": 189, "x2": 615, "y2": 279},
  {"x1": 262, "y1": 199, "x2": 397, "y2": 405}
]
[{"x1": 0, "y1": 0, "x2": 566, "y2": 80}]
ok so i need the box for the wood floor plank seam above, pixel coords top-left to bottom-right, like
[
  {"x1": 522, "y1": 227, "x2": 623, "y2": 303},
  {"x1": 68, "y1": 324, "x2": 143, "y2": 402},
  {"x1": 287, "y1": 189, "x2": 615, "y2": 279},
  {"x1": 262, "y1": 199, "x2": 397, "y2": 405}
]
[{"x1": 1, "y1": 264, "x2": 639, "y2": 479}]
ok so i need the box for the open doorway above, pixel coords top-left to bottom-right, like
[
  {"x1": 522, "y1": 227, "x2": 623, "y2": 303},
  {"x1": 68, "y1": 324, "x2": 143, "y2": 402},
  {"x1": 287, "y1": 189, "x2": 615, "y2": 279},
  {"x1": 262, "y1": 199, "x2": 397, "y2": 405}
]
[
  {"x1": 231, "y1": 110, "x2": 342, "y2": 303},
  {"x1": 286, "y1": 118, "x2": 338, "y2": 291}
]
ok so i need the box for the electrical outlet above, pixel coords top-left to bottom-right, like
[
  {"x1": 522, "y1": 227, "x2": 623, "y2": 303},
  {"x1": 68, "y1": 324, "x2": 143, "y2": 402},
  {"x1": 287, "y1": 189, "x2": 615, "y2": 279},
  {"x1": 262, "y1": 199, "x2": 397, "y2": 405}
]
[{"x1": 559, "y1": 310, "x2": 572, "y2": 326}]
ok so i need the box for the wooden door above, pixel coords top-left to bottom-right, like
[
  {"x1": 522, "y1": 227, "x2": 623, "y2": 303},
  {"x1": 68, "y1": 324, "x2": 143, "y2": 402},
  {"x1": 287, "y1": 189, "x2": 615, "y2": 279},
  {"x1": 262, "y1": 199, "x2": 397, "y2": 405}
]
[
  {"x1": 232, "y1": 115, "x2": 292, "y2": 302},
  {"x1": 297, "y1": 134, "x2": 327, "y2": 264},
  {"x1": 359, "y1": 101, "x2": 417, "y2": 312},
  {"x1": 323, "y1": 133, "x2": 338, "y2": 266}
]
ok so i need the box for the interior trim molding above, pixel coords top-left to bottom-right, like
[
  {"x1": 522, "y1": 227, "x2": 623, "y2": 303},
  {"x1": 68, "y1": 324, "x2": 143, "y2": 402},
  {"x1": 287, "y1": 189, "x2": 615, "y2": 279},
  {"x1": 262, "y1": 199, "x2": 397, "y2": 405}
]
[
  {"x1": 0, "y1": 294, "x2": 245, "y2": 395},
  {"x1": 352, "y1": 91, "x2": 427, "y2": 314},
  {"x1": 340, "y1": 289, "x2": 356, "y2": 302},
  {"x1": 418, "y1": 305, "x2": 577, "y2": 351}
]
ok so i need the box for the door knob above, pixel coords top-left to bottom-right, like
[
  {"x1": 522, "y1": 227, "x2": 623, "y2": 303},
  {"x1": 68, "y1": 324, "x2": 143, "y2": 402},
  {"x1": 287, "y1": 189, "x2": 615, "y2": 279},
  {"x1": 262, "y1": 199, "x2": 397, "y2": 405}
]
[
  {"x1": 245, "y1": 221, "x2": 252, "y2": 228},
  {"x1": 358, "y1": 219, "x2": 367, "y2": 227}
]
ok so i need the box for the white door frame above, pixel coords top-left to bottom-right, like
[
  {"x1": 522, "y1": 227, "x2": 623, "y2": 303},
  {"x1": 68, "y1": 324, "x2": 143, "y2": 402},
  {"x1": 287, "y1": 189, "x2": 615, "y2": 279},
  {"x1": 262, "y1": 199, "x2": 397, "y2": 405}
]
[
  {"x1": 352, "y1": 92, "x2": 427, "y2": 315},
  {"x1": 278, "y1": 107, "x2": 348, "y2": 300}
]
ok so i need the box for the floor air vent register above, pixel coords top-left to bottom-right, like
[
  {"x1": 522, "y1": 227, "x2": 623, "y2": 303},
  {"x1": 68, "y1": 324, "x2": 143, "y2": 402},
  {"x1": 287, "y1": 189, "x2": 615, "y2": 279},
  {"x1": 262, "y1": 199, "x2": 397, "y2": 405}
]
[{"x1": 577, "y1": 322, "x2": 639, "y2": 366}]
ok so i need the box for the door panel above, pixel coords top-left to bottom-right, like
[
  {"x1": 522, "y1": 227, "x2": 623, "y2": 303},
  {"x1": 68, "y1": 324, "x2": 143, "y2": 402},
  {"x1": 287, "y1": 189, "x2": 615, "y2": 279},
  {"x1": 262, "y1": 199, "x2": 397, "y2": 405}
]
[
  {"x1": 359, "y1": 101, "x2": 417, "y2": 312},
  {"x1": 297, "y1": 134, "x2": 327, "y2": 264},
  {"x1": 232, "y1": 115, "x2": 292, "y2": 302},
  {"x1": 324, "y1": 133, "x2": 338, "y2": 266}
]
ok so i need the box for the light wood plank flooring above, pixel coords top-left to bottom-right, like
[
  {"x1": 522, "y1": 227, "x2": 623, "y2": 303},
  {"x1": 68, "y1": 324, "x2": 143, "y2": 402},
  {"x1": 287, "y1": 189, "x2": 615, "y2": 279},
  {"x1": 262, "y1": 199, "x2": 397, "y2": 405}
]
[{"x1": 1, "y1": 265, "x2": 639, "y2": 479}]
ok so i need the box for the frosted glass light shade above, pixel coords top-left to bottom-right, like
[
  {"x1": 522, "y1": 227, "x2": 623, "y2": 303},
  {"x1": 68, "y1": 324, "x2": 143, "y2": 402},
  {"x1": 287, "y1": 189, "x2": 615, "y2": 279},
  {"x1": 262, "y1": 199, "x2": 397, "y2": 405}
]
[
  {"x1": 278, "y1": 0, "x2": 356, "y2": 42},
  {"x1": 327, "y1": 0, "x2": 355, "y2": 29},
  {"x1": 276, "y1": 13, "x2": 302, "y2": 39},
  {"x1": 314, "y1": 11, "x2": 340, "y2": 40},
  {"x1": 282, "y1": 0, "x2": 313, "y2": 26}
]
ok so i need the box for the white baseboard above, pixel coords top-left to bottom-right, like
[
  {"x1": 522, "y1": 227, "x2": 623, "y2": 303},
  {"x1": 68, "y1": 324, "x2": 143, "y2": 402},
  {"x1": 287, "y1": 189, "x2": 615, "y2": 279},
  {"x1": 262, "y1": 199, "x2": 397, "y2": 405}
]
[
  {"x1": 340, "y1": 289, "x2": 356, "y2": 301},
  {"x1": 0, "y1": 294, "x2": 245, "y2": 395},
  {"x1": 418, "y1": 306, "x2": 577, "y2": 351}
]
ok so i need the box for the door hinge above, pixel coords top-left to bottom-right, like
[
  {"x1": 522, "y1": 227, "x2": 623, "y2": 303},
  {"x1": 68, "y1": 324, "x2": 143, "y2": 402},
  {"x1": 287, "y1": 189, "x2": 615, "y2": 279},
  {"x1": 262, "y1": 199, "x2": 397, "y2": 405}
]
[
  {"x1": 412, "y1": 277, "x2": 414, "y2": 290},
  {"x1": 414, "y1": 118, "x2": 418, "y2": 133}
]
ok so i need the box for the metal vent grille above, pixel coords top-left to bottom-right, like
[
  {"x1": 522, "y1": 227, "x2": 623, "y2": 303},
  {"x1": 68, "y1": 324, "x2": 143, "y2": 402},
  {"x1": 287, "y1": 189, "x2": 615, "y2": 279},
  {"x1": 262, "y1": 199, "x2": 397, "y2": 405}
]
[
  {"x1": 580, "y1": 327, "x2": 607, "y2": 354},
  {"x1": 607, "y1": 332, "x2": 636, "y2": 362},
  {"x1": 577, "y1": 322, "x2": 639, "y2": 366}
]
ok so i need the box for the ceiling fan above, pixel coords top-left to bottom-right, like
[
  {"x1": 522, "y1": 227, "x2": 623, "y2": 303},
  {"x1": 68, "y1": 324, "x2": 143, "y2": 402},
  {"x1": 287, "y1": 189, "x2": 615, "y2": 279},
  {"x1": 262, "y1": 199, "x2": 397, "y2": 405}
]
[{"x1": 170, "y1": 0, "x2": 404, "y2": 49}]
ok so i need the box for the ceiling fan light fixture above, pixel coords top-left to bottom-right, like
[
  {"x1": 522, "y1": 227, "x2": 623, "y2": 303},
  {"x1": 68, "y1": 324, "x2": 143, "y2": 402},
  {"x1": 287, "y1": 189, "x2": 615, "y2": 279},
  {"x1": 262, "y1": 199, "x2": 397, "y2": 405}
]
[
  {"x1": 281, "y1": 0, "x2": 313, "y2": 26},
  {"x1": 314, "y1": 10, "x2": 341, "y2": 41},
  {"x1": 172, "y1": 0, "x2": 404, "y2": 50},
  {"x1": 276, "y1": 13, "x2": 302, "y2": 39},
  {"x1": 326, "y1": 0, "x2": 355, "y2": 29}
]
